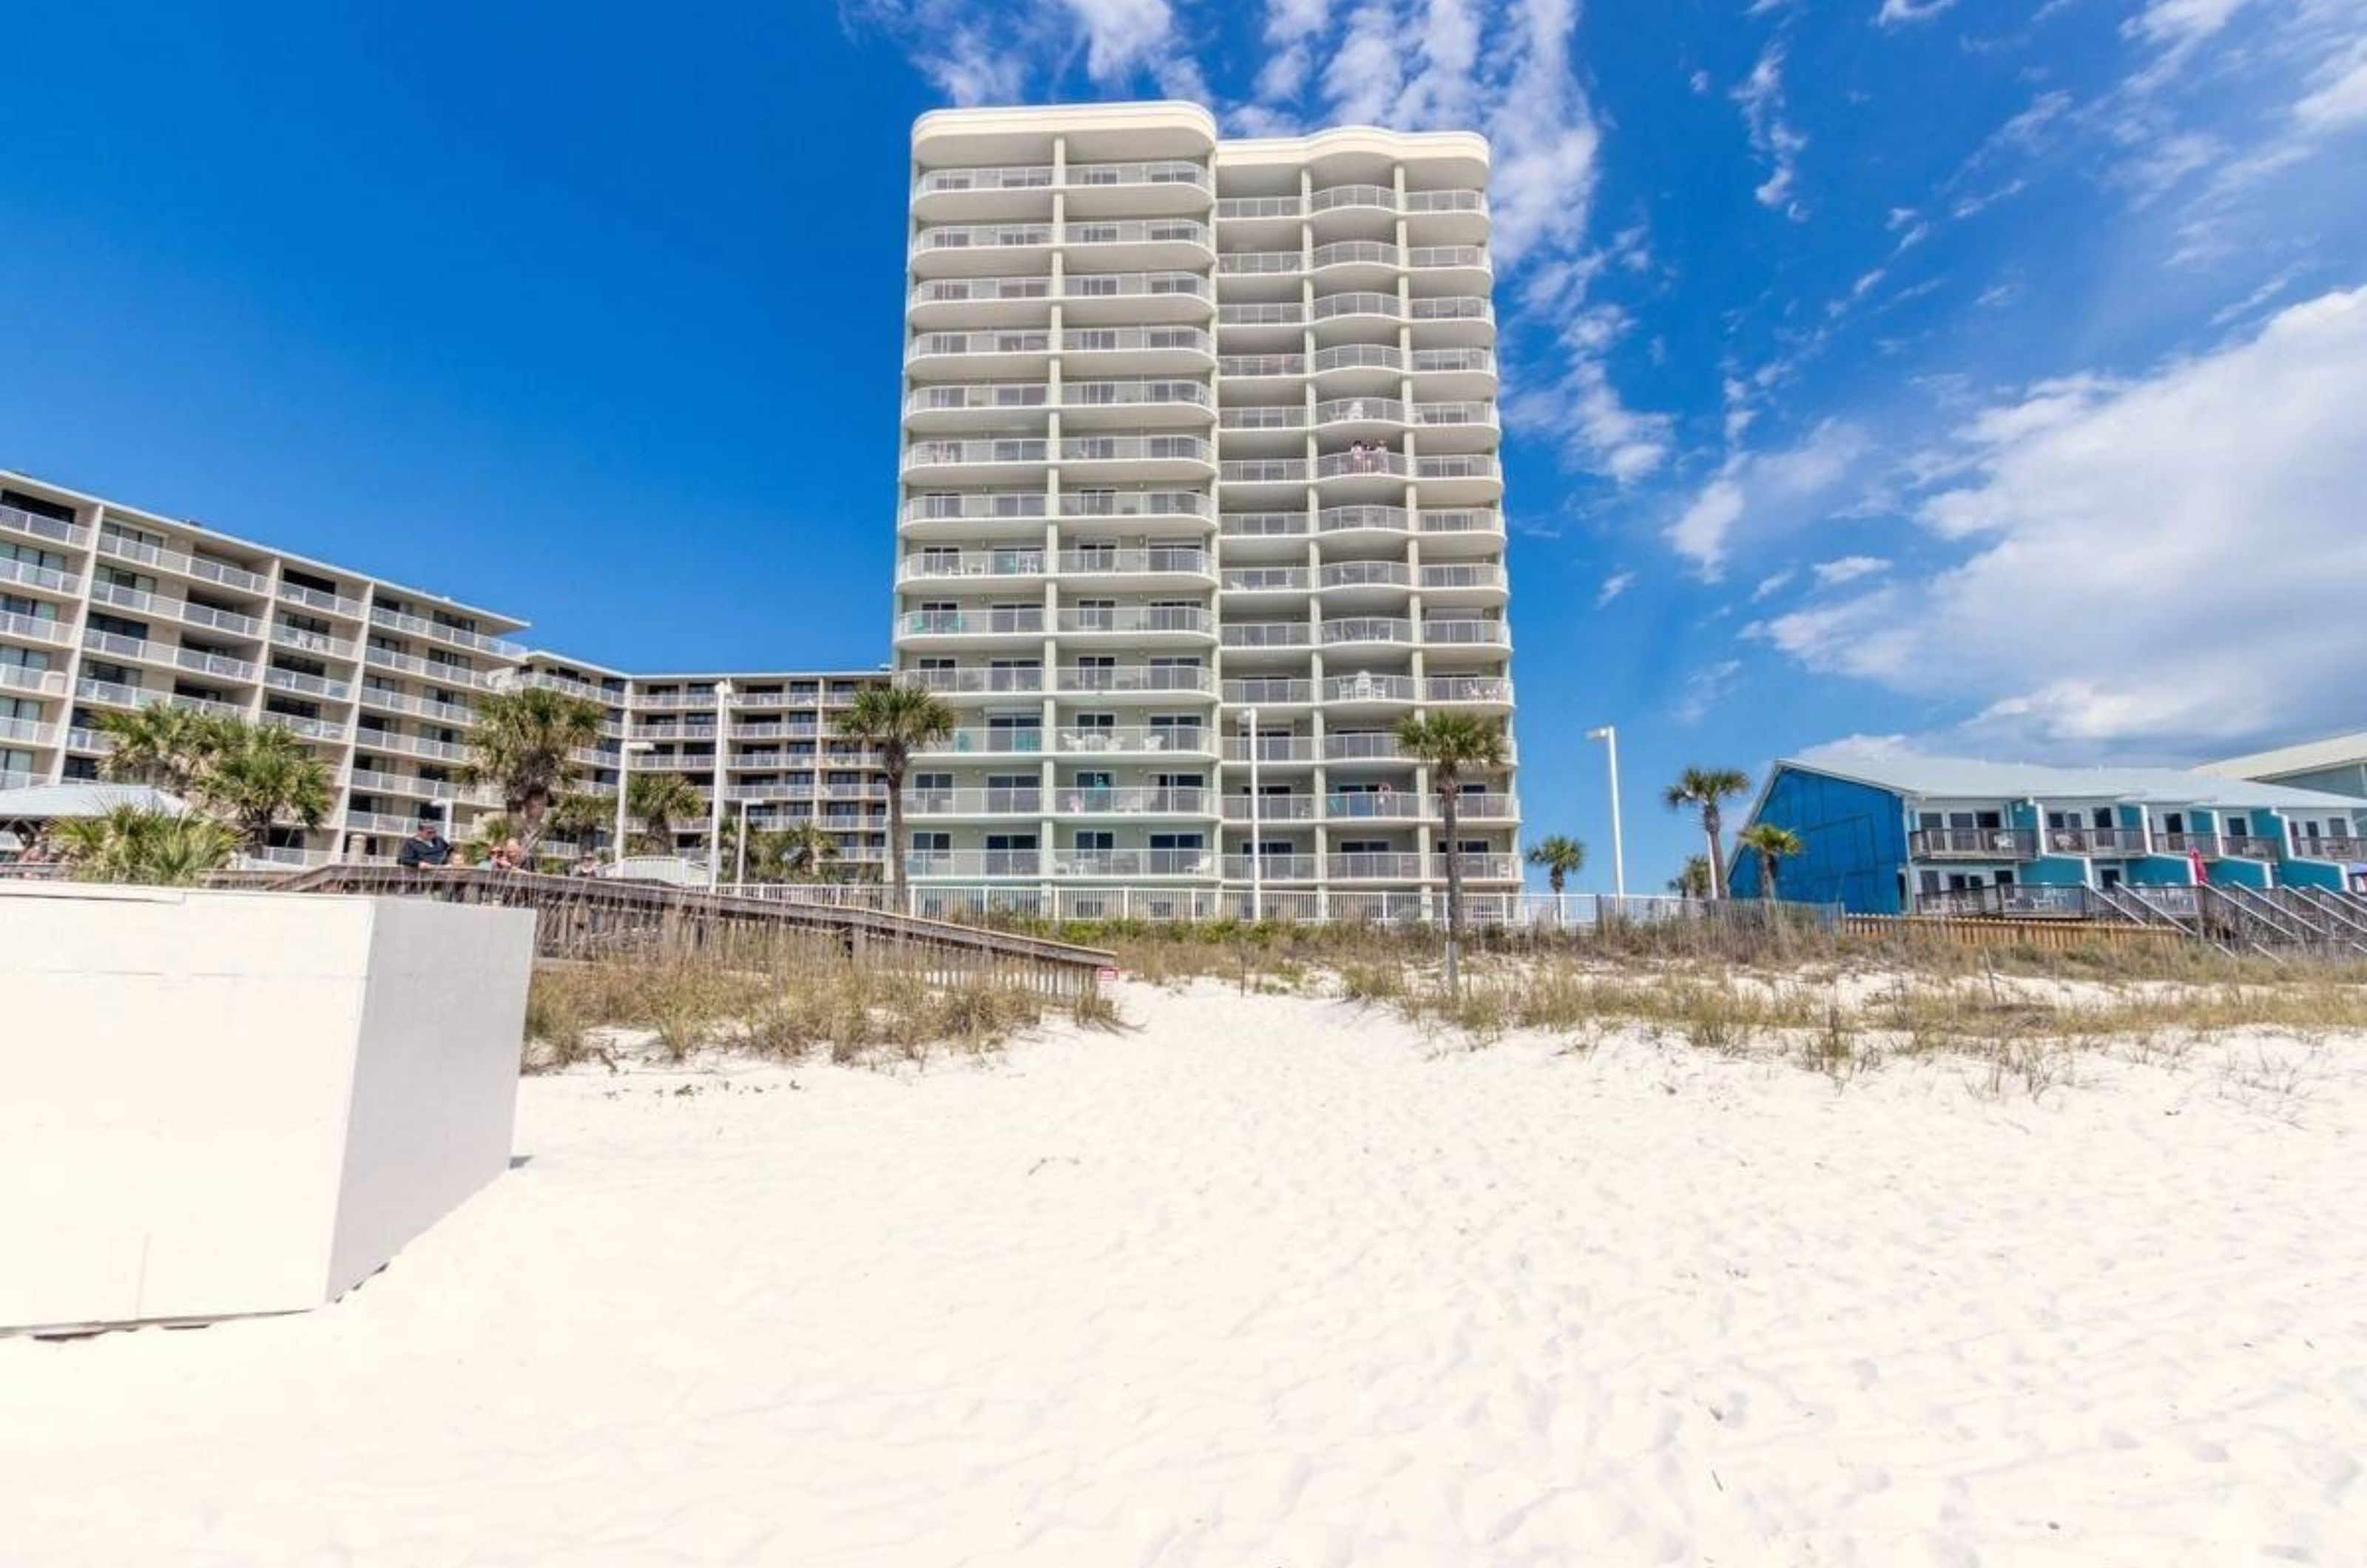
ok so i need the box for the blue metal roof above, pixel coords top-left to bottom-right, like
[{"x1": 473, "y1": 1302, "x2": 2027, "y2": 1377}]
[{"x1": 1781, "y1": 753, "x2": 2364, "y2": 813}]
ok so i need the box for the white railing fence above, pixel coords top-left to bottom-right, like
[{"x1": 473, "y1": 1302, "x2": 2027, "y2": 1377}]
[{"x1": 715, "y1": 882, "x2": 1772, "y2": 930}]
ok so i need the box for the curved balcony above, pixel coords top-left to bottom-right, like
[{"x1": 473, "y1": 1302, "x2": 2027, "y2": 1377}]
[
  {"x1": 1417, "y1": 561, "x2": 1509, "y2": 606},
  {"x1": 1219, "y1": 458, "x2": 1309, "y2": 497},
  {"x1": 1214, "y1": 193, "x2": 1304, "y2": 223},
  {"x1": 1056, "y1": 724, "x2": 1216, "y2": 757},
  {"x1": 897, "y1": 549, "x2": 1047, "y2": 586},
  {"x1": 908, "y1": 223, "x2": 1056, "y2": 278},
  {"x1": 1217, "y1": 405, "x2": 1308, "y2": 445},
  {"x1": 899, "y1": 490, "x2": 1050, "y2": 541},
  {"x1": 1422, "y1": 617, "x2": 1511, "y2": 652},
  {"x1": 1055, "y1": 663, "x2": 1215, "y2": 697},
  {"x1": 1408, "y1": 295, "x2": 1496, "y2": 346},
  {"x1": 1053, "y1": 489, "x2": 1214, "y2": 530},
  {"x1": 1309, "y1": 396, "x2": 1410, "y2": 439},
  {"x1": 1060, "y1": 325, "x2": 1214, "y2": 374},
  {"x1": 905, "y1": 328, "x2": 1053, "y2": 377},
  {"x1": 1216, "y1": 300, "x2": 1306, "y2": 337},
  {"x1": 1055, "y1": 546, "x2": 1215, "y2": 587},
  {"x1": 1317, "y1": 561, "x2": 1414, "y2": 602},
  {"x1": 1410, "y1": 402, "x2": 1499, "y2": 455},
  {"x1": 1061, "y1": 379, "x2": 1215, "y2": 428},
  {"x1": 1061, "y1": 218, "x2": 1212, "y2": 270},
  {"x1": 904, "y1": 382, "x2": 1053, "y2": 431},
  {"x1": 901, "y1": 436, "x2": 1051, "y2": 482},
  {"x1": 1309, "y1": 240, "x2": 1401, "y2": 286},
  {"x1": 907, "y1": 274, "x2": 1054, "y2": 328},
  {"x1": 1060, "y1": 271, "x2": 1213, "y2": 325},
  {"x1": 1402, "y1": 186, "x2": 1490, "y2": 241},
  {"x1": 1424, "y1": 675, "x2": 1514, "y2": 708},
  {"x1": 907, "y1": 787, "x2": 1044, "y2": 818},
  {"x1": 1314, "y1": 449, "x2": 1413, "y2": 496},
  {"x1": 1054, "y1": 605, "x2": 1214, "y2": 643},
  {"x1": 1058, "y1": 432, "x2": 1215, "y2": 480},
  {"x1": 1311, "y1": 342, "x2": 1405, "y2": 393},
  {"x1": 1316, "y1": 504, "x2": 1411, "y2": 540},
  {"x1": 0, "y1": 715, "x2": 57, "y2": 747},
  {"x1": 1418, "y1": 507, "x2": 1505, "y2": 541},
  {"x1": 1412, "y1": 453, "x2": 1503, "y2": 504},
  {"x1": 1221, "y1": 794, "x2": 1319, "y2": 822},
  {"x1": 1410, "y1": 345, "x2": 1498, "y2": 396},
  {"x1": 896, "y1": 607, "x2": 1046, "y2": 646},
  {"x1": 260, "y1": 711, "x2": 351, "y2": 744}
]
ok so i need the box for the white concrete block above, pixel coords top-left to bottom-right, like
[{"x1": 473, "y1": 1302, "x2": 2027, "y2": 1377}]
[{"x1": 0, "y1": 882, "x2": 533, "y2": 1334}]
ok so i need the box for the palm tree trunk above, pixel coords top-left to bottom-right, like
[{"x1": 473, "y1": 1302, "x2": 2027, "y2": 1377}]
[
  {"x1": 885, "y1": 763, "x2": 908, "y2": 914},
  {"x1": 1704, "y1": 804, "x2": 1727, "y2": 899},
  {"x1": 1760, "y1": 851, "x2": 1777, "y2": 901},
  {"x1": 518, "y1": 790, "x2": 547, "y2": 859},
  {"x1": 1440, "y1": 785, "x2": 1463, "y2": 996}
]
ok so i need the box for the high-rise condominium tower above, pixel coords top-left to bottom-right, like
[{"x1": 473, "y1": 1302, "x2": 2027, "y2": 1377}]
[{"x1": 893, "y1": 101, "x2": 1518, "y2": 914}]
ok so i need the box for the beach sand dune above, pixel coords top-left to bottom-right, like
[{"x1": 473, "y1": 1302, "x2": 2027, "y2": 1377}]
[{"x1": 6, "y1": 981, "x2": 2363, "y2": 1566}]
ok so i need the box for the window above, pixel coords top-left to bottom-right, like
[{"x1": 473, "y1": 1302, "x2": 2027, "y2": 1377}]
[{"x1": 1073, "y1": 830, "x2": 1114, "y2": 851}]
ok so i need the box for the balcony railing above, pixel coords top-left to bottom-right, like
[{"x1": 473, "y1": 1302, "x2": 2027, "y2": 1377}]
[
  {"x1": 1220, "y1": 794, "x2": 1317, "y2": 821},
  {"x1": 1057, "y1": 663, "x2": 1214, "y2": 694},
  {"x1": 1217, "y1": 354, "x2": 1306, "y2": 377},
  {"x1": 899, "y1": 550, "x2": 1046, "y2": 581},
  {"x1": 265, "y1": 666, "x2": 352, "y2": 701},
  {"x1": 1, "y1": 503, "x2": 90, "y2": 546},
  {"x1": 1220, "y1": 512, "x2": 1310, "y2": 538},
  {"x1": 272, "y1": 623, "x2": 359, "y2": 659},
  {"x1": 2220, "y1": 834, "x2": 2280, "y2": 861},
  {"x1": 1222, "y1": 854, "x2": 1321, "y2": 879},
  {"x1": 1061, "y1": 220, "x2": 1211, "y2": 248},
  {"x1": 1327, "y1": 851, "x2": 1423, "y2": 879},
  {"x1": 2155, "y1": 831, "x2": 2221, "y2": 856},
  {"x1": 1222, "y1": 567, "x2": 1310, "y2": 592},
  {"x1": 1323, "y1": 618, "x2": 1415, "y2": 645},
  {"x1": 1, "y1": 610, "x2": 70, "y2": 645},
  {"x1": 912, "y1": 163, "x2": 1056, "y2": 196},
  {"x1": 1221, "y1": 459, "x2": 1308, "y2": 484},
  {"x1": 1031, "y1": 788, "x2": 1209, "y2": 817},
  {"x1": 260, "y1": 711, "x2": 350, "y2": 743},
  {"x1": 94, "y1": 533, "x2": 271, "y2": 593},
  {"x1": 903, "y1": 437, "x2": 1050, "y2": 467},
  {"x1": 2292, "y1": 834, "x2": 2367, "y2": 860},
  {"x1": 911, "y1": 224, "x2": 1055, "y2": 254},
  {"x1": 906, "y1": 382, "x2": 1052, "y2": 416},
  {"x1": 1318, "y1": 504, "x2": 1408, "y2": 534},
  {"x1": 1056, "y1": 547, "x2": 1211, "y2": 575},
  {"x1": 908, "y1": 788, "x2": 1044, "y2": 816},
  {"x1": 1222, "y1": 735, "x2": 1318, "y2": 763},
  {"x1": 909, "y1": 275, "x2": 1053, "y2": 308},
  {"x1": 1325, "y1": 733, "x2": 1401, "y2": 761},
  {"x1": 0, "y1": 556, "x2": 78, "y2": 595},
  {"x1": 1060, "y1": 326, "x2": 1213, "y2": 356},
  {"x1": 2041, "y1": 825, "x2": 2143, "y2": 855},
  {"x1": 1055, "y1": 606, "x2": 1212, "y2": 635},
  {"x1": 1058, "y1": 434, "x2": 1213, "y2": 463},
  {"x1": 899, "y1": 609, "x2": 1045, "y2": 636},
  {"x1": 1061, "y1": 271, "x2": 1211, "y2": 303},
  {"x1": 1221, "y1": 622, "x2": 1311, "y2": 649},
  {"x1": 1221, "y1": 677, "x2": 1311, "y2": 704},
  {"x1": 1057, "y1": 725, "x2": 1212, "y2": 754},
  {"x1": 1425, "y1": 676, "x2": 1512, "y2": 704},
  {"x1": 905, "y1": 666, "x2": 1044, "y2": 695},
  {"x1": 1056, "y1": 490, "x2": 1212, "y2": 519},
  {"x1": 1324, "y1": 673, "x2": 1417, "y2": 703},
  {"x1": 1062, "y1": 378, "x2": 1212, "y2": 410},
  {"x1": 1320, "y1": 561, "x2": 1412, "y2": 591},
  {"x1": 1055, "y1": 848, "x2": 1214, "y2": 877},
  {"x1": 1909, "y1": 828, "x2": 2036, "y2": 859},
  {"x1": 0, "y1": 716, "x2": 57, "y2": 746},
  {"x1": 908, "y1": 330, "x2": 1051, "y2": 361},
  {"x1": 927, "y1": 728, "x2": 1045, "y2": 755},
  {"x1": 0, "y1": 663, "x2": 68, "y2": 696},
  {"x1": 908, "y1": 849, "x2": 1042, "y2": 878},
  {"x1": 1421, "y1": 618, "x2": 1509, "y2": 646},
  {"x1": 277, "y1": 581, "x2": 368, "y2": 618}
]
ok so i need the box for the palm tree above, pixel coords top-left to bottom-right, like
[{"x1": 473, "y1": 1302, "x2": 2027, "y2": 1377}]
[
  {"x1": 459, "y1": 686, "x2": 607, "y2": 856},
  {"x1": 1669, "y1": 854, "x2": 1715, "y2": 900},
  {"x1": 766, "y1": 821, "x2": 842, "y2": 882},
  {"x1": 626, "y1": 770, "x2": 705, "y2": 854},
  {"x1": 1394, "y1": 712, "x2": 1510, "y2": 993},
  {"x1": 195, "y1": 724, "x2": 333, "y2": 853},
  {"x1": 1735, "y1": 822, "x2": 1803, "y2": 901},
  {"x1": 542, "y1": 792, "x2": 613, "y2": 859},
  {"x1": 1663, "y1": 766, "x2": 1751, "y2": 899},
  {"x1": 52, "y1": 805, "x2": 242, "y2": 885},
  {"x1": 92, "y1": 705, "x2": 226, "y2": 794},
  {"x1": 835, "y1": 682, "x2": 956, "y2": 911},
  {"x1": 1525, "y1": 834, "x2": 1586, "y2": 896}
]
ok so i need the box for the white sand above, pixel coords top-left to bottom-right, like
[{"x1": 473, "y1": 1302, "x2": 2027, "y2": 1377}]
[{"x1": 7, "y1": 980, "x2": 2366, "y2": 1567}]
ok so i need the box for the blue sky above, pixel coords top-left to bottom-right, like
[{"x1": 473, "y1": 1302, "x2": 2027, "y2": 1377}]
[{"x1": 4, "y1": 1, "x2": 2362, "y2": 891}]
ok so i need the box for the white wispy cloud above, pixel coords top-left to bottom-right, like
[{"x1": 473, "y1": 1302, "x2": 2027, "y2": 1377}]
[
  {"x1": 1875, "y1": 0, "x2": 1957, "y2": 27},
  {"x1": 1595, "y1": 570, "x2": 1637, "y2": 606},
  {"x1": 1666, "y1": 419, "x2": 1871, "y2": 578},
  {"x1": 1732, "y1": 47, "x2": 1809, "y2": 217},
  {"x1": 1760, "y1": 288, "x2": 2367, "y2": 754},
  {"x1": 1811, "y1": 554, "x2": 1889, "y2": 587}
]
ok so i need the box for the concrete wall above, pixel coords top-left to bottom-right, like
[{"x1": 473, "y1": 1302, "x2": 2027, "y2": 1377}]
[{"x1": 0, "y1": 883, "x2": 530, "y2": 1334}]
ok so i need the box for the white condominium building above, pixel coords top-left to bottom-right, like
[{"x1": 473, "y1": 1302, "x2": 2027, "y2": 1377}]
[
  {"x1": 894, "y1": 102, "x2": 1519, "y2": 908},
  {"x1": 0, "y1": 471, "x2": 889, "y2": 872}
]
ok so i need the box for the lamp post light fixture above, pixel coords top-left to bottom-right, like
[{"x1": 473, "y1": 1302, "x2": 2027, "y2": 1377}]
[
  {"x1": 708, "y1": 680, "x2": 735, "y2": 890},
  {"x1": 614, "y1": 739, "x2": 657, "y2": 873},
  {"x1": 1585, "y1": 724, "x2": 1626, "y2": 902}
]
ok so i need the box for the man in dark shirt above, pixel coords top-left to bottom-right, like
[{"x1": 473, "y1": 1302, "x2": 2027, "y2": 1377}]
[{"x1": 397, "y1": 820, "x2": 454, "y2": 869}]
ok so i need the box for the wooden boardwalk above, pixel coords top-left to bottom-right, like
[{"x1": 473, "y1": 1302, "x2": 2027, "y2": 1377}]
[{"x1": 257, "y1": 865, "x2": 1115, "y2": 1001}]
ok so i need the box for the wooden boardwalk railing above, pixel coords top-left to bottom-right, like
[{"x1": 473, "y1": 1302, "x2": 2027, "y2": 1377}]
[{"x1": 248, "y1": 864, "x2": 1115, "y2": 1001}]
